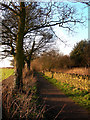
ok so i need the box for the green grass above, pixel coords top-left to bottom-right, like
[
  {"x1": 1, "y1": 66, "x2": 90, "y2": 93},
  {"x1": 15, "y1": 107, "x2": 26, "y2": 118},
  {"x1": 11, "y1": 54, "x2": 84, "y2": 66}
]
[
  {"x1": 0, "y1": 68, "x2": 14, "y2": 81},
  {"x1": 41, "y1": 73, "x2": 90, "y2": 111}
]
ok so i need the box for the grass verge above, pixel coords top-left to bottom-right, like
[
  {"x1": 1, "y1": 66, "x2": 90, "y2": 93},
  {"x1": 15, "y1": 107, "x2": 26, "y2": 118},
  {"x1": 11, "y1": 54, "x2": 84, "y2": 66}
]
[{"x1": 41, "y1": 73, "x2": 90, "y2": 111}]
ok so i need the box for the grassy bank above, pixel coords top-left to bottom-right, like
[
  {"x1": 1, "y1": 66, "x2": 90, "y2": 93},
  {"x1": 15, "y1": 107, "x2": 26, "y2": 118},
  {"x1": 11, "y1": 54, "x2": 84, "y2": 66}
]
[
  {"x1": 41, "y1": 73, "x2": 90, "y2": 111},
  {"x1": 45, "y1": 72, "x2": 90, "y2": 91}
]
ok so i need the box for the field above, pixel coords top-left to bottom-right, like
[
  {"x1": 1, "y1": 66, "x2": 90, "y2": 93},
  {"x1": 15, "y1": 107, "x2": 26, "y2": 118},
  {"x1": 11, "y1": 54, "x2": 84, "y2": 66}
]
[{"x1": 0, "y1": 68, "x2": 14, "y2": 81}]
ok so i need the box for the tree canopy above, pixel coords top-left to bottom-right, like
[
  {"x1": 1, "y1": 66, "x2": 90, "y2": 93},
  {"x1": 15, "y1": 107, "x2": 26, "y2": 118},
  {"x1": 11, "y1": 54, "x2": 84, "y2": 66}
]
[{"x1": 70, "y1": 40, "x2": 90, "y2": 67}]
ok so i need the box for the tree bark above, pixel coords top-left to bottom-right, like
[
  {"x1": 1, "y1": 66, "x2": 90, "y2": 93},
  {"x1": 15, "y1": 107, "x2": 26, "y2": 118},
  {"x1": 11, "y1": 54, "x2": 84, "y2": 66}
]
[
  {"x1": 26, "y1": 41, "x2": 35, "y2": 71},
  {"x1": 27, "y1": 60, "x2": 30, "y2": 70},
  {"x1": 15, "y1": 2, "x2": 26, "y2": 90}
]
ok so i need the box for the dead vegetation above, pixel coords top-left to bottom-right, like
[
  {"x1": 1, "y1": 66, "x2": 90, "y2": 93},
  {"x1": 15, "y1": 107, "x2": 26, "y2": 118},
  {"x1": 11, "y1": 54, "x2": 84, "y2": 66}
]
[
  {"x1": 2, "y1": 69, "x2": 45, "y2": 120},
  {"x1": 2, "y1": 66, "x2": 90, "y2": 119},
  {"x1": 52, "y1": 67, "x2": 90, "y2": 75}
]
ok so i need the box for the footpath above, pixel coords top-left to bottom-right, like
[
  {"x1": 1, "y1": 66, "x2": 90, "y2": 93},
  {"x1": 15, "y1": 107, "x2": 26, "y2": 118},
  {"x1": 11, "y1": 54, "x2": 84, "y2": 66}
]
[{"x1": 36, "y1": 72, "x2": 90, "y2": 120}]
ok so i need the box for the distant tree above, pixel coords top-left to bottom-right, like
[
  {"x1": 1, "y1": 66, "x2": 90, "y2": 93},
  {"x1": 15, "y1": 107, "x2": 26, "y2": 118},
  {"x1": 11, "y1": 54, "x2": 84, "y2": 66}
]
[
  {"x1": 36, "y1": 50, "x2": 72, "y2": 71},
  {"x1": 24, "y1": 29, "x2": 54, "y2": 70},
  {"x1": 84, "y1": 40, "x2": 90, "y2": 67},
  {"x1": 40, "y1": 50, "x2": 59, "y2": 71},
  {"x1": 58, "y1": 55, "x2": 71, "y2": 69},
  {"x1": 70, "y1": 40, "x2": 89, "y2": 67}
]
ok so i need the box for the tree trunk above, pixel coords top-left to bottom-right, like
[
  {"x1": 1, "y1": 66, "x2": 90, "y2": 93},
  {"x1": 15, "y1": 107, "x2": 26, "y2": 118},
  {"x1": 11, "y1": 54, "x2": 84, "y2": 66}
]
[
  {"x1": 15, "y1": 2, "x2": 26, "y2": 90},
  {"x1": 27, "y1": 60, "x2": 30, "y2": 70},
  {"x1": 26, "y1": 41, "x2": 35, "y2": 71}
]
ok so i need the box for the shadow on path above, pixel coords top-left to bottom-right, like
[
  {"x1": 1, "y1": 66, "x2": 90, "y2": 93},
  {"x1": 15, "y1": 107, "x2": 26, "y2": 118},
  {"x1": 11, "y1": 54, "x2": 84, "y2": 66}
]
[{"x1": 35, "y1": 72, "x2": 90, "y2": 120}]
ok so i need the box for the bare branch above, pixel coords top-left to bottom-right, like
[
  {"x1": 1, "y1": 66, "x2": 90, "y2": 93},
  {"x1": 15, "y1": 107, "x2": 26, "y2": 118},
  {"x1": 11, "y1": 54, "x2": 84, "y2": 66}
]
[
  {"x1": 24, "y1": 20, "x2": 83, "y2": 35},
  {"x1": 2, "y1": 23, "x2": 17, "y2": 38},
  {"x1": 0, "y1": 2, "x2": 20, "y2": 16}
]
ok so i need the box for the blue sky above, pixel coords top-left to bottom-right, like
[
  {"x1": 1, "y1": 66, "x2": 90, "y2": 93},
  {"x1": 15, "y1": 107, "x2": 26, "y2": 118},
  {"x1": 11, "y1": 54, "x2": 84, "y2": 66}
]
[
  {"x1": 0, "y1": 1, "x2": 88, "y2": 67},
  {"x1": 53, "y1": 2, "x2": 88, "y2": 55}
]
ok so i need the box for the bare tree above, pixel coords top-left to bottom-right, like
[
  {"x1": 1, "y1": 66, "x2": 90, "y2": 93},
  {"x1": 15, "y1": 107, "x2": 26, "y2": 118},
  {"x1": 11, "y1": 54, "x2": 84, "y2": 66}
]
[
  {"x1": 24, "y1": 29, "x2": 54, "y2": 70},
  {"x1": 0, "y1": 2, "x2": 84, "y2": 90}
]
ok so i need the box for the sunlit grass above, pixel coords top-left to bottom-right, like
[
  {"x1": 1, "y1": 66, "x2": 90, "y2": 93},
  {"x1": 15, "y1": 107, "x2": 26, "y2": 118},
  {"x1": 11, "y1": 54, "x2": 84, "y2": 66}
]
[
  {"x1": 0, "y1": 68, "x2": 14, "y2": 81},
  {"x1": 41, "y1": 72, "x2": 90, "y2": 111},
  {"x1": 45, "y1": 72, "x2": 89, "y2": 91}
]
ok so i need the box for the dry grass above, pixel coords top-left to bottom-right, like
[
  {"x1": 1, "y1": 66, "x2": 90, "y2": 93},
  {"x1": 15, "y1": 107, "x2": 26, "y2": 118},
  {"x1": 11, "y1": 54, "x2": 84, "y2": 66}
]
[
  {"x1": 45, "y1": 71, "x2": 89, "y2": 91},
  {"x1": 2, "y1": 69, "x2": 45, "y2": 120},
  {"x1": 52, "y1": 67, "x2": 90, "y2": 75},
  {"x1": 66, "y1": 67, "x2": 90, "y2": 75}
]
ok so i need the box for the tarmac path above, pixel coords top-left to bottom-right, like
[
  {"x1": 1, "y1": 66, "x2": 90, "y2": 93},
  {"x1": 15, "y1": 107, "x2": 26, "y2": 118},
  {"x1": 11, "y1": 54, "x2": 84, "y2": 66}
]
[{"x1": 35, "y1": 72, "x2": 90, "y2": 120}]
